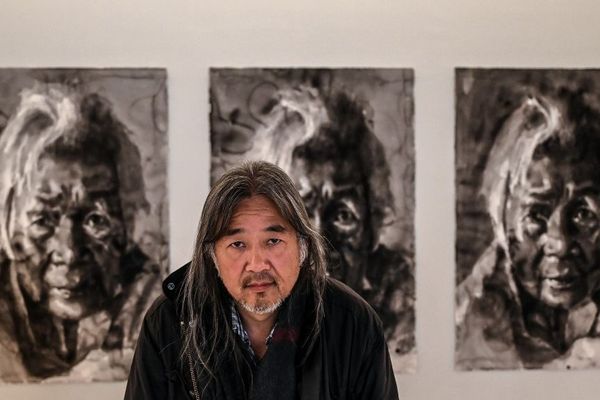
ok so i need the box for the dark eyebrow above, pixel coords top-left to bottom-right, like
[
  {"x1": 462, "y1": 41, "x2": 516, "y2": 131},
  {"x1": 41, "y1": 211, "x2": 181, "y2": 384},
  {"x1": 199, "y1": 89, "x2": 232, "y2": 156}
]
[
  {"x1": 223, "y1": 228, "x2": 242, "y2": 237},
  {"x1": 572, "y1": 184, "x2": 600, "y2": 198},
  {"x1": 302, "y1": 183, "x2": 363, "y2": 201},
  {"x1": 35, "y1": 189, "x2": 118, "y2": 205},
  {"x1": 265, "y1": 224, "x2": 287, "y2": 233},
  {"x1": 523, "y1": 189, "x2": 556, "y2": 202},
  {"x1": 222, "y1": 224, "x2": 288, "y2": 237},
  {"x1": 36, "y1": 194, "x2": 61, "y2": 207},
  {"x1": 333, "y1": 185, "x2": 362, "y2": 197}
]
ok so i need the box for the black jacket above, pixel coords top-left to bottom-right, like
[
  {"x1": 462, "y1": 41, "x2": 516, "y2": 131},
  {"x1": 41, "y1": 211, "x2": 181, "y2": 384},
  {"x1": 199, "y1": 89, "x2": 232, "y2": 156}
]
[{"x1": 124, "y1": 264, "x2": 399, "y2": 400}]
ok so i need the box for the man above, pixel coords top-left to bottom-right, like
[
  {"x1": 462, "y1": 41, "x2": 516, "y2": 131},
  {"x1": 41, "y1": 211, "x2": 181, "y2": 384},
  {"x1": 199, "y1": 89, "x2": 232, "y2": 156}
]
[
  {"x1": 456, "y1": 88, "x2": 600, "y2": 369},
  {"x1": 0, "y1": 84, "x2": 161, "y2": 381},
  {"x1": 125, "y1": 161, "x2": 398, "y2": 399}
]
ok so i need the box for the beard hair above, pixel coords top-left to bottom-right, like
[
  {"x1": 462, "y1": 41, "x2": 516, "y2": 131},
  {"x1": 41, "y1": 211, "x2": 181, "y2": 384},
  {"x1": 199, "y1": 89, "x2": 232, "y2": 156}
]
[{"x1": 236, "y1": 297, "x2": 283, "y2": 315}]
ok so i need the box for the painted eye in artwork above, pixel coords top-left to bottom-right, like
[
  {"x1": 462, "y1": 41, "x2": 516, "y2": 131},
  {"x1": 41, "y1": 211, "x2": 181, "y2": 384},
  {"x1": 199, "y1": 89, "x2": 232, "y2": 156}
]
[
  {"x1": 83, "y1": 211, "x2": 112, "y2": 239},
  {"x1": 29, "y1": 211, "x2": 59, "y2": 238},
  {"x1": 523, "y1": 204, "x2": 551, "y2": 236},
  {"x1": 330, "y1": 204, "x2": 360, "y2": 233},
  {"x1": 570, "y1": 200, "x2": 599, "y2": 232}
]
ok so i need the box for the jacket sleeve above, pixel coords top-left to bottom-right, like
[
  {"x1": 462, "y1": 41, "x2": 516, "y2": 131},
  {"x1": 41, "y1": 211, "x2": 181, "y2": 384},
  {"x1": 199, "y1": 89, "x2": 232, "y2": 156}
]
[
  {"x1": 123, "y1": 303, "x2": 170, "y2": 400},
  {"x1": 352, "y1": 328, "x2": 399, "y2": 400}
]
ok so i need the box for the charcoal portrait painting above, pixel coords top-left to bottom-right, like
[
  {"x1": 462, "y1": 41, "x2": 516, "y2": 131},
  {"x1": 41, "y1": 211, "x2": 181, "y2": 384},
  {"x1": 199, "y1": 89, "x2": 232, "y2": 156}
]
[
  {"x1": 0, "y1": 69, "x2": 168, "y2": 382},
  {"x1": 456, "y1": 68, "x2": 600, "y2": 370},
  {"x1": 210, "y1": 68, "x2": 416, "y2": 372}
]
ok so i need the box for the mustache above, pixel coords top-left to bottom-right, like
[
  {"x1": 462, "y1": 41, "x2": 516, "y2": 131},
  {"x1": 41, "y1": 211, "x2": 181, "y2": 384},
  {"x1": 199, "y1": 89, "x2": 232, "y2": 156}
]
[{"x1": 242, "y1": 271, "x2": 277, "y2": 287}]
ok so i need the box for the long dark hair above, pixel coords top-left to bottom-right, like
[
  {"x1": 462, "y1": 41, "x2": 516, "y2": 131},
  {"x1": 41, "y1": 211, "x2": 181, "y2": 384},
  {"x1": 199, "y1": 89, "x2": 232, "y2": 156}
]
[{"x1": 180, "y1": 160, "x2": 327, "y2": 393}]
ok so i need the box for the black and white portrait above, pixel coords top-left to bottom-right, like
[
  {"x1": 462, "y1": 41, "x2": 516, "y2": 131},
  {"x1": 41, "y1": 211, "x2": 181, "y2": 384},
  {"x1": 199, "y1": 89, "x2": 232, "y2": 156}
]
[
  {"x1": 456, "y1": 68, "x2": 600, "y2": 370},
  {"x1": 0, "y1": 69, "x2": 168, "y2": 382},
  {"x1": 210, "y1": 68, "x2": 416, "y2": 372}
]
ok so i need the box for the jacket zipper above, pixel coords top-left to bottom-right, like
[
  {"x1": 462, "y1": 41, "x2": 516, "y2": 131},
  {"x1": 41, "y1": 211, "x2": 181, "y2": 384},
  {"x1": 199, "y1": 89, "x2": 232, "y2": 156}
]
[{"x1": 181, "y1": 320, "x2": 201, "y2": 400}]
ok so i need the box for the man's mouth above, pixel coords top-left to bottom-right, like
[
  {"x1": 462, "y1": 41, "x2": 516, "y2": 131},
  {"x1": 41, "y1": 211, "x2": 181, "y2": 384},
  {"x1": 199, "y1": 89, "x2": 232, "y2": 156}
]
[
  {"x1": 543, "y1": 274, "x2": 579, "y2": 290},
  {"x1": 243, "y1": 280, "x2": 276, "y2": 291},
  {"x1": 48, "y1": 286, "x2": 85, "y2": 300},
  {"x1": 539, "y1": 256, "x2": 585, "y2": 291}
]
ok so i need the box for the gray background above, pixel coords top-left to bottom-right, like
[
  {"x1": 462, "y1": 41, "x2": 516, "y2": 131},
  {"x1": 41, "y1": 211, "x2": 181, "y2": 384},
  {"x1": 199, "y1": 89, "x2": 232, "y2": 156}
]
[{"x1": 1, "y1": 0, "x2": 600, "y2": 398}]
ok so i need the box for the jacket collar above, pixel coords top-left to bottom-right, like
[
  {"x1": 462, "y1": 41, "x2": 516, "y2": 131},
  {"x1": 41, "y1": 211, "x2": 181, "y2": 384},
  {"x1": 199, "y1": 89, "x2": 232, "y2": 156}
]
[{"x1": 162, "y1": 261, "x2": 190, "y2": 302}]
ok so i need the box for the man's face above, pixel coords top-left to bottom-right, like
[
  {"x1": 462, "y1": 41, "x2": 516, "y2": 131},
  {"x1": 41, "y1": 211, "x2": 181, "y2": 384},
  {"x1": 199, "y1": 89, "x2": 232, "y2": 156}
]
[
  {"x1": 214, "y1": 195, "x2": 301, "y2": 317},
  {"x1": 506, "y1": 154, "x2": 600, "y2": 309},
  {"x1": 10, "y1": 154, "x2": 125, "y2": 321},
  {"x1": 289, "y1": 156, "x2": 369, "y2": 289}
]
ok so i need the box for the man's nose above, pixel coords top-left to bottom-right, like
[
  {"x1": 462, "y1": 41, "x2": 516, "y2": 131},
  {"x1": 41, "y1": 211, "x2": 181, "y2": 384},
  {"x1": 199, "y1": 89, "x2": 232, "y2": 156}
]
[
  {"x1": 544, "y1": 209, "x2": 570, "y2": 257},
  {"x1": 245, "y1": 245, "x2": 270, "y2": 272},
  {"x1": 49, "y1": 217, "x2": 81, "y2": 266}
]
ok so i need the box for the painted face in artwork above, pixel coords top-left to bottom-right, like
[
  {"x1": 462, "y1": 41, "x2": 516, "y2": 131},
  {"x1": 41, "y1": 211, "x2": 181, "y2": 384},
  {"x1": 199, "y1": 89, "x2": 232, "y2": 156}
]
[
  {"x1": 289, "y1": 155, "x2": 370, "y2": 290},
  {"x1": 506, "y1": 151, "x2": 600, "y2": 310},
  {"x1": 214, "y1": 195, "x2": 302, "y2": 318},
  {"x1": 9, "y1": 153, "x2": 126, "y2": 324}
]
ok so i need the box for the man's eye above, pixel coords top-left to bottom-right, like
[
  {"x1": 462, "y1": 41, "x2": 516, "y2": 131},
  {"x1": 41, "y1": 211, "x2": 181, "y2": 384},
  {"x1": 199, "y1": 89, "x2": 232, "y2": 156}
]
[
  {"x1": 524, "y1": 214, "x2": 545, "y2": 226},
  {"x1": 330, "y1": 206, "x2": 359, "y2": 232},
  {"x1": 524, "y1": 205, "x2": 550, "y2": 224},
  {"x1": 266, "y1": 238, "x2": 282, "y2": 246},
  {"x1": 571, "y1": 205, "x2": 598, "y2": 230},
  {"x1": 336, "y1": 209, "x2": 356, "y2": 224},
  {"x1": 522, "y1": 204, "x2": 551, "y2": 236},
  {"x1": 32, "y1": 216, "x2": 52, "y2": 228},
  {"x1": 230, "y1": 241, "x2": 245, "y2": 249},
  {"x1": 29, "y1": 212, "x2": 59, "y2": 237},
  {"x1": 83, "y1": 211, "x2": 112, "y2": 238}
]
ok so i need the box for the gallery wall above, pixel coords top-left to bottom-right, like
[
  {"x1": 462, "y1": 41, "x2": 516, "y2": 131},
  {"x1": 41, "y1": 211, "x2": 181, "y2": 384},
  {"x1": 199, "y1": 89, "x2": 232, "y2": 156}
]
[{"x1": 1, "y1": 0, "x2": 600, "y2": 398}]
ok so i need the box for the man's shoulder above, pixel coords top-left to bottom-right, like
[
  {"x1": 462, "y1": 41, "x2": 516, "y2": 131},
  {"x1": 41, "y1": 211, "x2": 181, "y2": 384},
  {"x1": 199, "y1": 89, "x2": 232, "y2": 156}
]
[
  {"x1": 143, "y1": 293, "x2": 180, "y2": 331},
  {"x1": 162, "y1": 262, "x2": 190, "y2": 301},
  {"x1": 322, "y1": 278, "x2": 383, "y2": 329}
]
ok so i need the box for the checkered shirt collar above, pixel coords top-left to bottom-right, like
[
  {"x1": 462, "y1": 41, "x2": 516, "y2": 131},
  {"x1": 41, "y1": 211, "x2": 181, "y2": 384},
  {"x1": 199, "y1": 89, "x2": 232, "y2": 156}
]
[{"x1": 230, "y1": 302, "x2": 277, "y2": 360}]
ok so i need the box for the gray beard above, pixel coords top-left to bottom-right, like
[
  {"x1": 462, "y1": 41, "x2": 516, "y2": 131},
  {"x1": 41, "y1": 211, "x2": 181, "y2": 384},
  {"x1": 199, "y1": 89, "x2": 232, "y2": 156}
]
[{"x1": 236, "y1": 297, "x2": 283, "y2": 315}]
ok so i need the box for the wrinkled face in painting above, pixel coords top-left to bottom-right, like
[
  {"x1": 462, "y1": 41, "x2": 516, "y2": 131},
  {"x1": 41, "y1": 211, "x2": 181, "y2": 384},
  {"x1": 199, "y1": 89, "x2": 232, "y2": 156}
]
[
  {"x1": 505, "y1": 151, "x2": 600, "y2": 310},
  {"x1": 289, "y1": 155, "x2": 370, "y2": 289},
  {"x1": 214, "y1": 195, "x2": 302, "y2": 317},
  {"x1": 9, "y1": 152, "x2": 125, "y2": 324}
]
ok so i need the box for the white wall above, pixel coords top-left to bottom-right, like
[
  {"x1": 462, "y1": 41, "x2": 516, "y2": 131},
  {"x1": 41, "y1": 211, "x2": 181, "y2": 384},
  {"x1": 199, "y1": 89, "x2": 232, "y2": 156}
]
[{"x1": 1, "y1": 0, "x2": 599, "y2": 398}]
